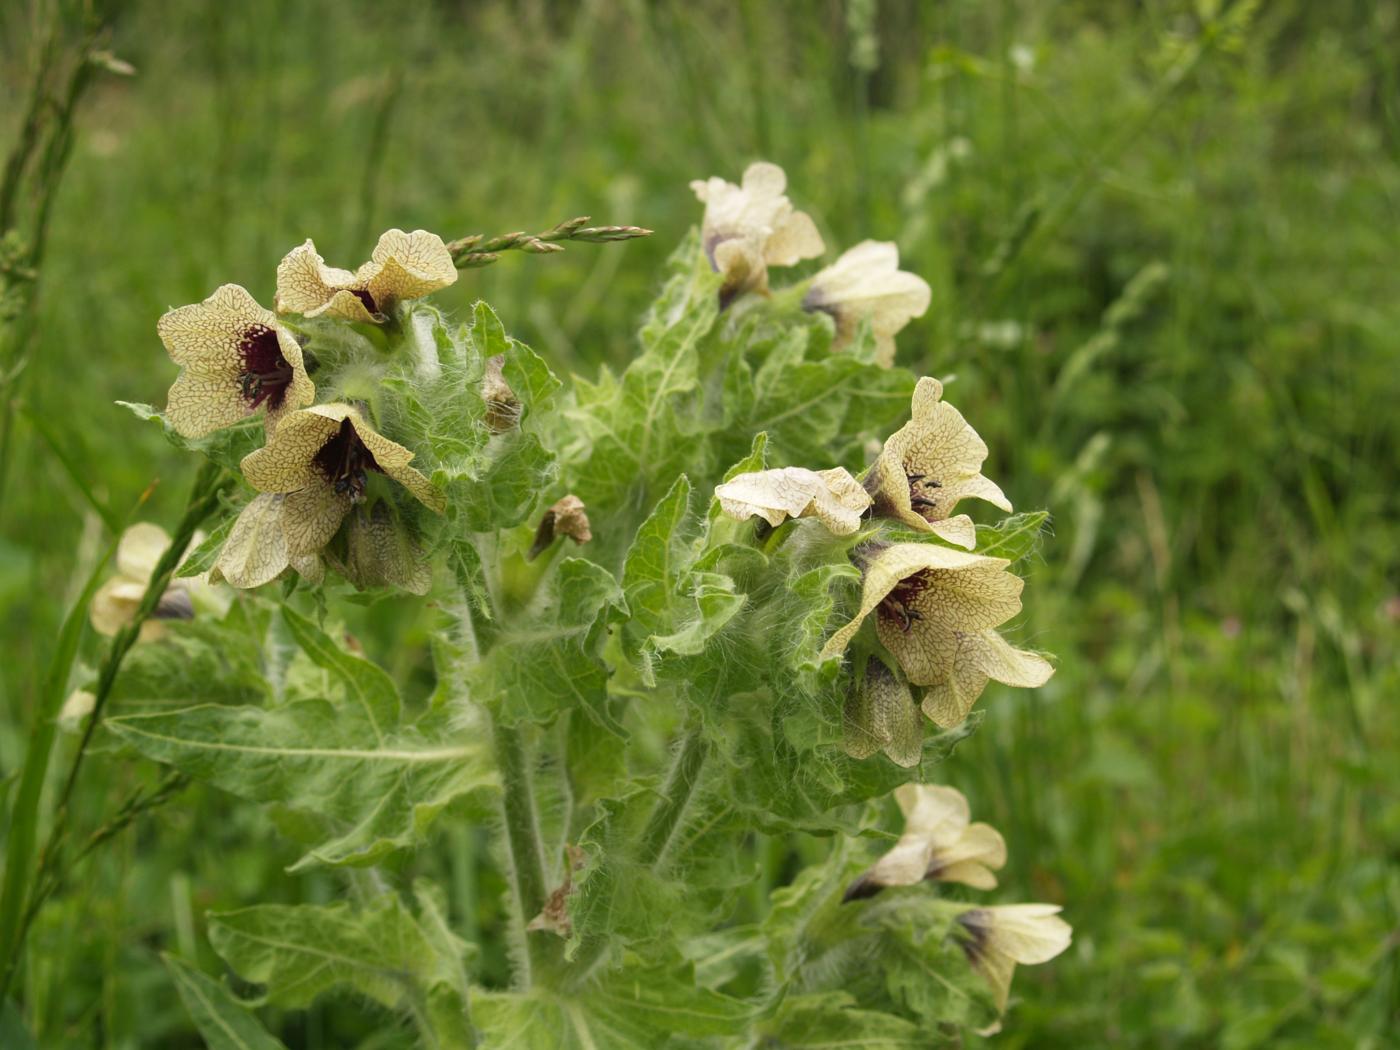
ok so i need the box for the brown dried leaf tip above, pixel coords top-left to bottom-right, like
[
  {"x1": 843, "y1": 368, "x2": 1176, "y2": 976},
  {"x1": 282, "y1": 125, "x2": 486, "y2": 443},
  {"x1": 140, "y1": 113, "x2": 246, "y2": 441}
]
[
  {"x1": 482, "y1": 354, "x2": 521, "y2": 433},
  {"x1": 527, "y1": 844, "x2": 587, "y2": 939},
  {"x1": 528, "y1": 495, "x2": 592, "y2": 561}
]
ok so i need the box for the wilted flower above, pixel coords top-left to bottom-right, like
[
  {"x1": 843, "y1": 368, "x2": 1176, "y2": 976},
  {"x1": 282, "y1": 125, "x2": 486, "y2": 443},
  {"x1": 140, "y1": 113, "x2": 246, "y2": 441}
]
[
  {"x1": 337, "y1": 500, "x2": 432, "y2": 595},
  {"x1": 843, "y1": 658, "x2": 921, "y2": 767},
  {"x1": 821, "y1": 542, "x2": 1049, "y2": 725},
  {"x1": 715, "y1": 466, "x2": 871, "y2": 536},
  {"x1": 690, "y1": 161, "x2": 824, "y2": 306},
  {"x1": 237, "y1": 404, "x2": 444, "y2": 575},
  {"x1": 803, "y1": 241, "x2": 931, "y2": 366},
  {"x1": 865, "y1": 378, "x2": 1010, "y2": 550},
  {"x1": 843, "y1": 783, "x2": 1006, "y2": 901},
  {"x1": 91, "y1": 523, "x2": 202, "y2": 641},
  {"x1": 528, "y1": 494, "x2": 593, "y2": 561},
  {"x1": 956, "y1": 904, "x2": 1072, "y2": 1013},
  {"x1": 159, "y1": 284, "x2": 314, "y2": 437},
  {"x1": 275, "y1": 228, "x2": 458, "y2": 323},
  {"x1": 481, "y1": 353, "x2": 520, "y2": 433}
]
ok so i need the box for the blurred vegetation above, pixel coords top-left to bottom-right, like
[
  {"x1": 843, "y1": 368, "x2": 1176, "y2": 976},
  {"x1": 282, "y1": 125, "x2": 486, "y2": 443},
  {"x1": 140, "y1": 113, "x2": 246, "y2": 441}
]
[{"x1": 1, "y1": 0, "x2": 1397, "y2": 1046}]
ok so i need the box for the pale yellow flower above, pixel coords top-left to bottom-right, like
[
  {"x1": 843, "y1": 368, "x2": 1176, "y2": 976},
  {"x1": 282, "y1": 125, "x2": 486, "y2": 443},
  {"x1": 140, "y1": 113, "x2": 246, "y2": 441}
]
[
  {"x1": 238, "y1": 404, "x2": 445, "y2": 569},
  {"x1": 956, "y1": 904, "x2": 1072, "y2": 1013},
  {"x1": 844, "y1": 784, "x2": 1006, "y2": 900},
  {"x1": 842, "y1": 658, "x2": 921, "y2": 767},
  {"x1": 275, "y1": 228, "x2": 458, "y2": 323},
  {"x1": 690, "y1": 161, "x2": 824, "y2": 305},
  {"x1": 158, "y1": 284, "x2": 314, "y2": 438},
  {"x1": 715, "y1": 466, "x2": 871, "y2": 536},
  {"x1": 209, "y1": 493, "x2": 328, "y2": 590},
  {"x1": 820, "y1": 542, "x2": 1049, "y2": 725},
  {"x1": 91, "y1": 523, "x2": 199, "y2": 641},
  {"x1": 864, "y1": 378, "x2": 1010, "y2": 550},
  {"x1": 804, "y1": 240, "x2": 931, "y2": 366},
  {"x1": 918, "y1": 627, "x2": 1053, "y2": 729}
]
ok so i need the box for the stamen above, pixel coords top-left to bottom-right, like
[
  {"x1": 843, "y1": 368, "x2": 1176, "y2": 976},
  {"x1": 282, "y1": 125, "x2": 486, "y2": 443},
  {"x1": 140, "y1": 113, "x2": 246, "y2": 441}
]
[
  {"x1": 907, "y1": 470, "x2": 943, "y2": 519},
  {"x1": 878, "y1": 570, "x2": 931, "y2": 633},
  {"x1": 237, "y1": 325, "x2": 295, "y2": 410},
  {"x1": 313, "y1": 418, "x2": 382, "y2": 504}
]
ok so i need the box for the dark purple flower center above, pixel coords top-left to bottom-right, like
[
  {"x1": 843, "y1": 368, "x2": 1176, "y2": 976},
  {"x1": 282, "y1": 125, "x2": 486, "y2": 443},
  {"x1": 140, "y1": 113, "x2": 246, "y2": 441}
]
[
  {"x1": 878, "y1": 570, "x2": 931, "y2": 633},
  {"x1": 238, "y1": 325, "x2": 295, "y2": 410},
  {"x1": 351, "y1": 288, "x2": 378, "y2": 314},
  {"x1": 313, "y1": 418, "x2": 382, "y2": 503},
  {"x1": 906, "y1": 469, "x2": 943, "y2": 521}
]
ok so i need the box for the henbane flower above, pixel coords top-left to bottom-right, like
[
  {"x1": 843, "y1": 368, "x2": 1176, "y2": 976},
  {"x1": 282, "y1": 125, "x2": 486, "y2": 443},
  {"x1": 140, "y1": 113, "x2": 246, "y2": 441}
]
[
  {"x1": 843, "y1": 783, "x2": 1006, "y2": 901},
  {"x1": 715, "y1": 466, "x2": 871, "y2": 535},
  {"x1": 91, "y1": 523, "x2": 201, "y2": 641},
  {"x1": 864, "y1": 377, "x2": 1010, "y2": 550},
  {"x1": 955, "y1": 904, "x2": 1072, "y2": 1013},
  {"x1": 158, "y1": 284, "x2": 314, "y2": 437},
  {"x1": 820, "y1": 542, "x2": 1049, "y2": 725},
  {"x1": 239, "y1": 403, "x2": 445, "y2": 565},
  {"x1": 843, "y1": 658, "x2": 921, "y2": 767},
  {"x1": 690, "y1": 161, "x2": 824, "y2": 306},
  {"x1": 275, "y1": 228, "x2": 458, "y2": 323},
  {"x1": 803, "y1": 240, "x2": 931, "y2": 367}
]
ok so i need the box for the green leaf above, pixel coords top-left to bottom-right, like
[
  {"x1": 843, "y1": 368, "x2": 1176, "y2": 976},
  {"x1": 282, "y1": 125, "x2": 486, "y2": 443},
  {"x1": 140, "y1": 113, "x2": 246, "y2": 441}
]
[
  {"x1": 176, "y1": 513, "x2": 235, "y2": 579},
  {"x1": 208, "y1": 895, "x2": 473, "y2": 1048},
  {"x1": 757, "y1": 994, "x2": 927, "y2": 1048},
  {"x1": 472, "y1": 557, "x2": 625, "y2": 731},
  {"x1": 453, "y1": 429, "x2": 556, "y2": 531},
  {"x1": 975, "y1": 510, "x2": 1050, "y2": 562},
  {"x1": 473, "y1": 960, "x2": 751, "y2": 1048},
  {"x1": 563, "y1": 235, "x2": 722, "y2": 517},
  {"x1": 621, "y1": 475, "x2": 695, "y2": 646},
  {"x1": 280, "y1": 606, "x2": 401, "y2": 738},
  {"x1": 107, "y1": 701, "x2": 496, "y2": 869},
  {"x1": 163, "y1": 954, "x2": 287, "y2": 1050},
  {"x1": 117, "y1": 402, "x2": 265, "y2": 471}
]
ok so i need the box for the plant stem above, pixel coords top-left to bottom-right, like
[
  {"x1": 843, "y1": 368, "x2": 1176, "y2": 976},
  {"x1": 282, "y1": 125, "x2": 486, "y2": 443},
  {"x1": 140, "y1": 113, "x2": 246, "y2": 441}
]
[
  {"x1": 493, "y1": 720, "x2": 551, "y2": 987},
  {"x1": 636, "y1": 724, "x2": 709, "y2": 868},
  {"x1": 0, "y1": 460, "x2": 229, "y2": 1000}
]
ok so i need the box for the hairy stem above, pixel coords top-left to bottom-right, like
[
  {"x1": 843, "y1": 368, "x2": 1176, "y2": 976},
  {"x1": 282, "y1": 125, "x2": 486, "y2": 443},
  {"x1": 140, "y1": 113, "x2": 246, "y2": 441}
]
[
  {"x1": 636, "y1": 724, "x2": 709, "y2": 869},
  {"x1": 493, "y1": 720, "x2": 552, "y2": 987}
]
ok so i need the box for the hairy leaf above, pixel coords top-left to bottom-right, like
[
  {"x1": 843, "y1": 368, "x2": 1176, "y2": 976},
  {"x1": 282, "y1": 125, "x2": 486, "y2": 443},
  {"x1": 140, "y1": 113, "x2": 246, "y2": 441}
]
[
  {"x1": 107, "y1": 700, "x2": 495, "y2": 868},
  {"x1": 163, "y1": 954, "x2": 288, "y2": 1050}
]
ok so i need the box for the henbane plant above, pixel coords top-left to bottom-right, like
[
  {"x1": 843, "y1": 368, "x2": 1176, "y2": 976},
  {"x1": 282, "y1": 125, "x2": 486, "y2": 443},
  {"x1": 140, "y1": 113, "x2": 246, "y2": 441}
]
[{"x1": 15, "y1": 162, "x2": 1068, "y2": 1045}]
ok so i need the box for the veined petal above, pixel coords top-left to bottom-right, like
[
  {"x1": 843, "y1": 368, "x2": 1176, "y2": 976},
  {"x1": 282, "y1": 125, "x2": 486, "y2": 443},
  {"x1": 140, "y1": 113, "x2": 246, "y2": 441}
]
[
  {"x1": 275, "y1": 239, "x2": 359, "y2": 315},
  {"x1": 265, "y1": 326, "x2": 317, "y2": 434},
  {"x1": 716, "y1": 466, "x2": 871, "y2": 535},
  {"x1": 958, "y1": 904, "x2": 1071, "y2": 1012},
  {"x1": 385, "y1": 463, "x2": 446, "y2": 515},
  {"x1": 693, "y1": 161, "x2": 821, "y2": 300},
  {"x1": 361, "y1": 228, "x2": 457, "y2": 306},
  {"x1": 822, "y1": 542, "x2": 1023, "y2": 682},
  {"x1": 212, "y1": 494, "x2": 291, "y2": 589},
  {"x1": 283, "y1": 480, "x2": 351, "y2": 555},
  {"x1": 240, "y1": 407, "x2": 343, "y2": 492},
  {"x1": 928, "y1": 514, "x2": 976, "y2": 550},
  {"x1": 866, "y1": 377, "x2": 1011, "y2": 530},
  {"x1": 345, "y1": 410, "x2": 416, "y2": 471},
  {"x1": 304, "y1": 288, "x2": 380, "y2": 323},
  {"x1": 157, "y1": 284, "x2": 271, "y2": 372},
  {"x1": 165, "y1": 368, "x2": 253, "y2": 439},
  {"x1": 920, "y1": 629, "x2": 1053, "y2": 728}
]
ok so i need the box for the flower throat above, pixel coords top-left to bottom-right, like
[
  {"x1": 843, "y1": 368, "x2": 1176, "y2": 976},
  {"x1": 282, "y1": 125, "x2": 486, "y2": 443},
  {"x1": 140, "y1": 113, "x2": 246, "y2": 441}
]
[{"x1": 314, "y1": 418, "x2": 382, "y2": 502}]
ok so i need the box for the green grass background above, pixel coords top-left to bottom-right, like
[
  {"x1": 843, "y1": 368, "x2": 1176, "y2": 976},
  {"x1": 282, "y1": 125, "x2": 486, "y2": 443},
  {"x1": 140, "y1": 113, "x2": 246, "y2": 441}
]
[{"x1": 2, "y1": 0, "x2": 1397, "y2": 1046}]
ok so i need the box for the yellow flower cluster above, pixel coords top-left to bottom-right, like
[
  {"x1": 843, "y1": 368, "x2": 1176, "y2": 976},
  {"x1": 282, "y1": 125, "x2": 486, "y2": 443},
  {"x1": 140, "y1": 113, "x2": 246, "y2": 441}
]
[
  {"x1": 713, "y1": 378, "x2": 1051, "y2": 736},
  {"x1": 845, "y1": 783, "x2": 1071, "y2": 1021},
  {"x1": 691, "y1": 161, "x2": 930, "y2": 365},
  {"x1": 156, "y1": 230, "x2": 458, "y2": 590}
]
